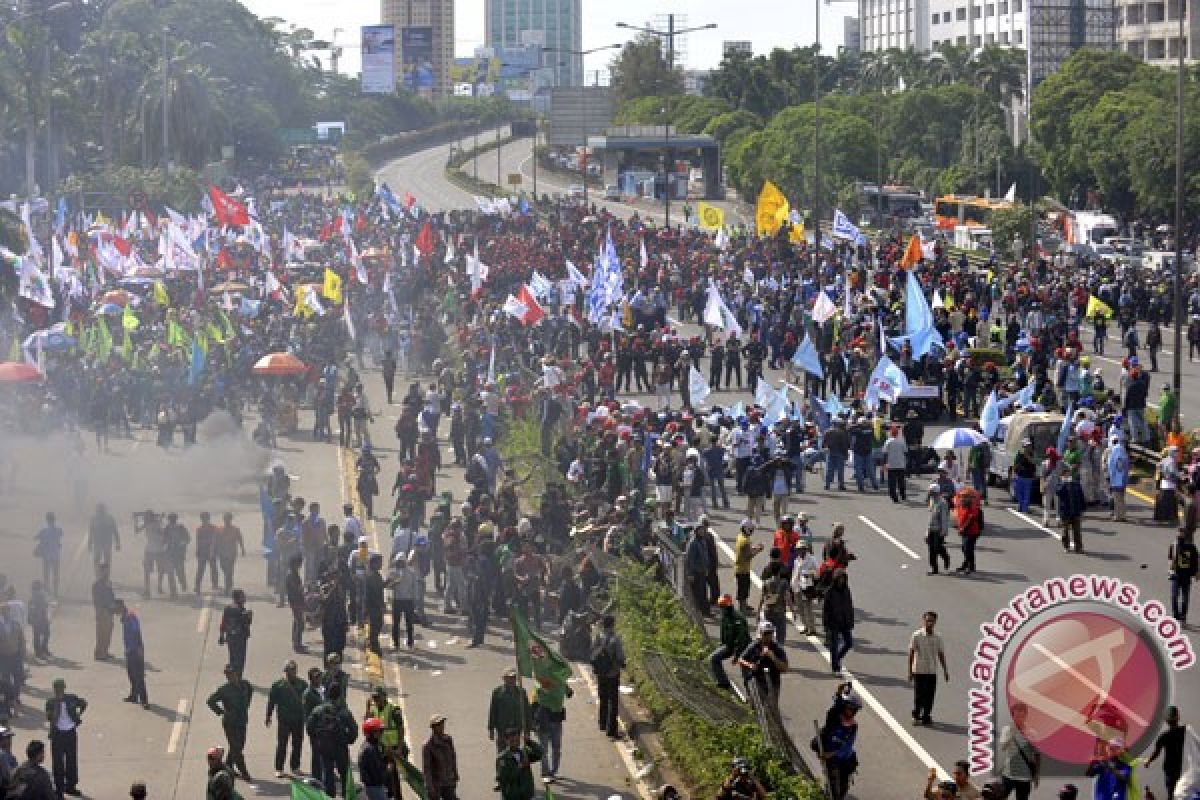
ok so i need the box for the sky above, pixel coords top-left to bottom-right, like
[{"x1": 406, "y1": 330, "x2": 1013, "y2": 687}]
[{"x1": 240, "y1": 0, "x2": 856, "y2": 79}]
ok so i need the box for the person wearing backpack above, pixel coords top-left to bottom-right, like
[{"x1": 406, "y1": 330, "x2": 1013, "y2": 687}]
[
  {"x1": 709, "y1": 595, "x2": 750, "y2": 690},
  {"x1": 306, "y1": 682, "x2": 357, "y2": 797},
  {"x1": 590, "y1": 614, "x2": 625, "y2": 739}
]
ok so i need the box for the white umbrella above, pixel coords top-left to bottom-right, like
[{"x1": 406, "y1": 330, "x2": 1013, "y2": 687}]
[{"x1": 930, "y1": 427, "x2": 989, "y2": 450}]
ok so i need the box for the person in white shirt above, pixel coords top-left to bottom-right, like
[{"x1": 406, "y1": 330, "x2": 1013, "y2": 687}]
[
  {"x1": 882, "y1": 427, "x2": 909, "y2": 503},
  {"x1": 789, "y1": 544, "x2": 820, "y2": 635},
  {"x1": 907, "y1": 611, "x2": 949, "y2": 726},
  {"x1": 938, "y1": 451, "x2": 963, "y2": 487}
]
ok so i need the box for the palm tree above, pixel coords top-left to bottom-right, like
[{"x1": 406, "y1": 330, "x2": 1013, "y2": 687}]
[
  {"x1": 858, "y1": 49, "x2": 897, "y2": 94},
  {"x1": 927, "y1": 43, "x2": 973, "y2": 86},
  {"x1": 887, "y1": 46, "x2": 929, "y2": 90}
]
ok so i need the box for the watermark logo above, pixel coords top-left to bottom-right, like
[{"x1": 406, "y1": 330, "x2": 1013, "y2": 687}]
[{"x1": 968, "y1": 574, "x2": 1194, "y2": 777}]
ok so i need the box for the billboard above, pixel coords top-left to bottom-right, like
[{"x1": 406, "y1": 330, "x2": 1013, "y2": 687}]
[
  {"x1": 401, "y1": 26, "x2": 434, "y2": 95},
  {"x1": 360, "y1": 25, "x2": 396, "y2": 94}
]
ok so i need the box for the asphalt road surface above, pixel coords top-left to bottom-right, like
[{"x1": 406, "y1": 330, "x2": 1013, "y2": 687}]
[{"x1": 369, "y1": 144, "x2": 1200, "y2": 800}]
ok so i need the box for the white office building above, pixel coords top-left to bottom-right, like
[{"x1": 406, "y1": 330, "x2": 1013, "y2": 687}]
[
  {"x1": 1117, "y1": 0, "x2": 1197, "y2": 63},
  {"x1": 857, "y1": 0, "x2": 1028, "y2": 51}
]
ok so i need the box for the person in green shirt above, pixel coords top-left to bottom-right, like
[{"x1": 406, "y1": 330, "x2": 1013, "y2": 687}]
[
  {"x1": 1159, "y1": 384, "x2": 1178, "y2": 439},
  {"x1": 495, "y1": 728, "x2": 543, "y2": 800},
  {"x1": 266, "y1": 660, "x2": 307, "y2": 778},
  {"x1": 487, "y1": 669, "x2": 531, "y2": 751},
  {"x1": 207, "y1": 665, "x2": 253, "y2": 781},
  {"x1": 710, "y1": 594, "x2": 751, "y2": 690}
]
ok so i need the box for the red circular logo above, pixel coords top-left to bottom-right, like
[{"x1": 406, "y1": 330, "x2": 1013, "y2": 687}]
[{"x1": 1003, "y1": 609, "x2": 1166, "y2": 766}]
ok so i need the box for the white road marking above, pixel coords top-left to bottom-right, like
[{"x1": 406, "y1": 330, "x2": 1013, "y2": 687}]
[
  {"x1": 713, "y1": 536, "x2": 950, "y2": 781},
  {"x1": 196, "y1": 599, "x2": 212, "y2": 633},
  {"x1": 858, "y1": 515, "x2": 920, "y2": 560},
  {"x1": 166, "y1": 698, "x2": 190, "y2": 754},
  {"x1": 572, "y1": 660, "x2": 656, "y2": 799},
  {"x1": 1006, "y1": 508, "x2": 1060, "y2": 539}
]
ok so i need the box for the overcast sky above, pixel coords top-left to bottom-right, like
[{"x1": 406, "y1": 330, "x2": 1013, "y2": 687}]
[{"x1": 241, "y1": 0, "x2": 856, "y2": 78}]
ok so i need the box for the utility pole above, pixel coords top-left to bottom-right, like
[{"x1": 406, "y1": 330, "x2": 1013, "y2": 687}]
[
  {"x1": 1172, "y1": 0, "x2": 1185, "y2": 430},
  {"x1": 162, "y1": 26, "x2": 170, "y2": 172},
  {"x1": 813, "y1": 5, "x2": 821, "y2": 250}
]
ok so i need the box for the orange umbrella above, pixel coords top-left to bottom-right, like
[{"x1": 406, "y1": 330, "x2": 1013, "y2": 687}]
[
  {"x1": 252, "y1": 352, "x2": 307, "y2": 376},
  {"x1": 0, "y1": 362, "x2": 44, "y2": 383}
]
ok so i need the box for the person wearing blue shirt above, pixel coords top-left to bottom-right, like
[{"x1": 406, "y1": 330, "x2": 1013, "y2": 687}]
[
  {"x1": 115, "y1": 600, "x2": 148, "y2": 708},
  {"x1": 818, "y1": 684, "x2": 861, "y2": 800}
]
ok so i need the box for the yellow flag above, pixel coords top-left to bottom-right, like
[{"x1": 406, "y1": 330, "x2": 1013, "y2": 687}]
[
  {"x1": 755, "y1": 181, "x2": 790, "y2": 237},
  {"x1": 122, "y1": 304, "x2": 139, "y2": 331},
  {"x1": 323, "y1": 268, "x2": 343, "y2": 304},
  {"x1": 1086, "y1": 295, "x2": 1114, "y2": 319},
  {"x1": 153, "y1": 281, "x2": 170, "y2": 307},
  {"x1": 294, "y1": 289, "x2": 313, "y2": 319},
  {"x1": 697, "y1": 202, "x2": 725, "y2": 232},
  {"x1": 789, "y1": 221, "x2": 806, "y2": 244}
]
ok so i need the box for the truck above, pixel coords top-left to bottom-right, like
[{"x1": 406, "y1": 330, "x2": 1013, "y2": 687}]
[
  {"x1": 953, "y1": 224, "x2": 993, "y2": 252},
  {"x1": 1065, "y1": 210, "x2": 1120, "y2": 247},
  {"x1": 987, "y1": 411, "x2": 1066, "y2": 501}
]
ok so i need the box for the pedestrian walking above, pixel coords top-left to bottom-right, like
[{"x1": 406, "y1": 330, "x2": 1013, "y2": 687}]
[
  {"x1": 301, "y1": 503, "x2": 327, "y2": 585},
  {"x1": 883, "y1": 426, "x2": 908, "y2": 502},
  {"x1": 709, "y1": 595, "x2": 750, "y2": 690},
  {"x1": 207, "y1": 665, "x2": 253, "y2": 781},
  {"x1": 303, "y1": 667, "x2": 325, "y2": 778},
  {"x1": 92, "y1": 562, "x2": 117, "y2": 660},
  {"x1": 194, "y1": 512, "x2": 219, "y2": 593},
  {"x1": 388, "y1": 553, "x2": 419, "y2": 650},
  {"x1": 737, "y1": 619, "x2": 788, "y2": 704},
  {"x1": 116, "y1": 600, "x2": 149, "y2": 708},
  {"x1": 531, "y1": 681, "x2": 567, "y2": 783},
  {"x1": 817, "y1": 684, "x2": 861, "y2": 800},
  {"x1": 422, "y1": 715, "x2": 459, "y2": 800},
  {"x1": 134, "y1": 510, "x2": 170, "y2": 597},
  {"x1": 358, "y1": 717, "x2": 389, "y2": 800},
  {"x1": 822, "y1": 570, "x2": 855, "y2": 674},
  {"x1": 1145, "y1": 706, "x2": 1186, "y2": 800},
  {"x1": 163, "y1": 512, "x2": 190, "y2": 596},
  {"x1": 87, "y1": 503, "x2": 120, "y2": 568},
  {"x1": 306, "y1": 682, "x2": 357, "y2": 797},
  {"x1": 34, "y1": 513, "x2": 63, "y2": 598},
  {"x1": 1168, "y1": 529, "x2": 1198, "y2": 624},
  {"x1": 1106, "y1": 437, "x2": 1131, "y2": 522},
  {"x1": 29, "y1": 581, "x2": 50, "y2": 660},
  {"x1": 908, "y1": 611, "x2": 949, "y2": 726},
  {"x1": 756, "y1": 565, "x2": 792, "y2": 645},
  {"x1": 44, "y1": 677, "x2": 86, "y2": 796},
  {"x1": 218, "y1": 589, "x2": 253, "y2": 675},
  {"x1": 487, "y1": 669, "x2": 532, "y2": 751},
  {"x1": 684, "y1": 525, "x2": 711, "y2": 617},
  {"x1": 926, "y1": 485, "x2": 951, "y2": 575},
  {"x1": 215, "y1": 513, "x2": 246, "y2": 596},
  {"x1": 590, "y1": 614, "x2": 625, "y2": 739},
  {"x1": 997, "y1": 701, "x2": 1040, "y2": 800},
  {"x1": 363, "y1": 553, "x2": 386, "y2": 656},
  {"x1": 266, "y1": 660, "x2": 307, "y2": 778},
  {"x1": 495, "y1": 728, "x2": 543, "y2": 800},
  {"x1": 285, "y1": 555, "x2": 307, "y2": 653},
  {"x1": 1056, "y1": 466, "x2": 1086, "y2": 555},
  {"x1": 790, "y1": 544, "x2": 820, "y2": 635},
  {"x1": 955, "y1": 490, "x2": 985, "y2": 572}
]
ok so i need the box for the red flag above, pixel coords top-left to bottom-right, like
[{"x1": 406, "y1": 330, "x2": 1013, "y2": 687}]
[
  {"x1": 403, "y1": 192, "x2": 416, "y2": 210},
  {"x1": 110, "y1": 234, "x2": 132, "y2": 257},
  {"x1": 415, "y1": 222, "x2": 435, "y2": 256},
  {"x1": 207, "y1": 185, "x2": 249, "y2": 227},
  {"x1": 355, "y1": 213, "x2": 368, "y2": 232},
  {"x1": 517, "y1": 285, "x2": 545, "y2": 326},
  {"x1": 215, "y1": 248, "x2": 235, "y2": 271},
  {"x1": 319, "y1": 220, "x2": 333, "y2": 241}
]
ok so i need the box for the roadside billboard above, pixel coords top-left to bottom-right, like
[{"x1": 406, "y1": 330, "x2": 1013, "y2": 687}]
[
  {"x1": 402, "y1": 26, "x2": 434, "y2": 95},
  {"x1": 360, "y1": 25, "x2": 396, "y2": 94}
]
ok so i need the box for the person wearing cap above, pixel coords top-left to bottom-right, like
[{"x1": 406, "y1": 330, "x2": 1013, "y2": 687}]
[
  {"x1": 358, "y1": 716, "x2": 389, "y2": 800},
  {"x1": 364, "y1": 685, "x2": 407, "y2": 768},
  {"x1": 205, "y1": 745, "x2": 236, "y2": 800},
  {"x1": 218, "y1": 588, "x2": 253, "y2": 675},
  {"x1": 733, "y1": 520, "x2": 762, "y2": 613},
  {"x1": 487, "y1": 669, "x2": 532, "y2": 752},
  {"x1": 422, "y1": 715, "x2": 459, "y2": 800},
  {"x1": 738, "y1": 619, "x2": 788, "y2": 704},
  {"x1": 1085, "y1": 736, "x2": 1133, "y2": 800},
  {"x1": 496, "y1": 727, "x2": 543, "y2": 800},
  {"x1": 1105, "y1": 435, "x2": 1131, "y2": 523},
  {"x1": 207, "y1": 665, "x2": 254, "y2": 781},
  {"x1": 0, "y1": 726, "x2": 17, "y2": 793},
  {"x1": 387, "y1": 552, "x2": 420, "y2": 650},
  {"x1": 817, "y1": 683, "x2": 861, "y2": 800},
  {"x1": 1012, "y1": 440, "x2": 1038, "y2": 514},
  {"x1": 44, "y1": 677, "x2": 85, "y2": 796},
  {"x1": 266, "y1": 660, "x2": 307, "y2": 778},
  {"x1": 709, "y1": 595, "x2": 750, "y2": 691}
]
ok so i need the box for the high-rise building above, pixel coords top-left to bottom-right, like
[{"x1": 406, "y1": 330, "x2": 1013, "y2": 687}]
[
  {"x1": 722, "y1": 40, "x2": 753, "y2": 58},
  {"x1": 1117, "y1": 0, "x2": 1196, "y2": 64},
  {"x1": 485, "y1": 0, "x2": 583, "y2": 87},
  {"x1": 381, "y1": 0, "x2": 455, "y2": 98},
  {"x1": 842, "y1": 17, "x2": 862, "y2": 52}
]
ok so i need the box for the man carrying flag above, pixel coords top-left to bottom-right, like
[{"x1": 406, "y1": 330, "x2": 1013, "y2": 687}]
[
  {"x1": 755, "y1": 181, "x2": 789, "y2": 236},
  {"x1": 323, "y1": 268, "x2": 344, "y2": 304},
  {"x1": 510, "y1": 607, "x2": 572, "y2": 781}
]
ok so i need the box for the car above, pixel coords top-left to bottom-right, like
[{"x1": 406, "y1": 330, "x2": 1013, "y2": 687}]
[
  {"x1": 603, "y1": 184, "x2": 620, "y2": 201},
  {"x1": 566, "y1": 184, "x2": 585, "y2": 199}
]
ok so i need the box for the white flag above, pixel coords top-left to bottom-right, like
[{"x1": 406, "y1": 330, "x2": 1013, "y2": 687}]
[
  {"x1": 18, "y1": 257, "x2": 55, "y2": 308},
  {"x1": 743, "y1": 266, "x2": 755, "y2": 285},
  {"x1": 303, "y1": 284, "x2": 326, "y2": 316},
  {"x1": 703, "y1": 287, "x2": 725, "y2": 329},
  {"x1": 565, "y1": 259, "x2": 589, "y2": 289},
  {"x1": 811, "y1": 290, "x2": 837, "y2": 324},
  {"x1": 1004, "y1": 182, "x2": 1017, "y2": 203},
  {"x1": 344, "y1": 295, "x2": 357, "y2": 341},
  {"x1": 639, "y1": 238, "x2": 649, "y2": 268},
  {"x1": 688, "y1": 366, "x2": 711, "y2": 406},
  {"x1": 502, "y1": 294, "x2": 529, "y2": 320}
]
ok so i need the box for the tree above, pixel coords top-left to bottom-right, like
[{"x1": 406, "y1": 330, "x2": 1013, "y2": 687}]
[
  {"x1": 609, "y1": 36, "x2": 682, "y2": 106},
  {"x1": 989, "y1": 205, "x2": 1035, "y2": 256}
]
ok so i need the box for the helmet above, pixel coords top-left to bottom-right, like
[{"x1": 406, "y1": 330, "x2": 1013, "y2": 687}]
[
  {"x1": 757, "y1": 620, "x2": 776, "y2": 635},
  {"x1": 362, "y1": 717, "x2": 384, "y2": 735}
]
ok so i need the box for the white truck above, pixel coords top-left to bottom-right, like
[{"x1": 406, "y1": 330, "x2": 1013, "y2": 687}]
[{"x1": 1066, "y1": 211, "x2": 1120, "y2": 247}]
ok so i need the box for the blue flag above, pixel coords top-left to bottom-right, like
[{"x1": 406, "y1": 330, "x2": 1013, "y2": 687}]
[
  {"x1": 831, "y1": 209, "x2": 860, "y2": 241},
  {"x1": 54, "y1": 197, "x2": 67, "y2": 232},
  {"x1": 791, "y1": 334, "x2": 824, "y2": 378},
  {"x1": 889, "y1": 270, "x2": 944, "y2": 358},
  {"x1": 980, "y1": 389, "x2": 1000, "y2": 438},
  {"x1": 188, "y1": 339, "x2": 205, "y2": 385},
  {"x1": 728, "y1": 401, "x2": 746, "y2": 421}
]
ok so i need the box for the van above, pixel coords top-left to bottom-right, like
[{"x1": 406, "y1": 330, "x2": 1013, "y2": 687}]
[{"x1": 987, "y1": 411, "x2": 1065, "y2": 497}]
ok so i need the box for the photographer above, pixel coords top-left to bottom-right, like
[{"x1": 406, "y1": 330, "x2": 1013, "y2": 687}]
[
  {"x1": 716, "y1": 757, "x2": 766, "y2": 800},
  {"x1": 736, "y1": 620, "x2": 788, "y2": 704}
]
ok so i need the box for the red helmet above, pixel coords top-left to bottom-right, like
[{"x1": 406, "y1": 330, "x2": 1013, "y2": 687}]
[{"x1": 363, "y1": 718, "x2": 384, "y2": 735}]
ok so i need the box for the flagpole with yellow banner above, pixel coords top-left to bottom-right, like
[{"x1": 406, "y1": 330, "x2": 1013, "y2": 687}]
[{"x1": 755, "y1": 181, "x2": 790, "y2": 237}]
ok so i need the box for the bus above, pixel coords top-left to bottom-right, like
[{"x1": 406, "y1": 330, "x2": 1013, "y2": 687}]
[
  {"x1": 933, "y1": 195, "x2": 1015, "y2": 230},
  {"x1": 857, "y1": 183, "x2": 922, "y2": 224}
]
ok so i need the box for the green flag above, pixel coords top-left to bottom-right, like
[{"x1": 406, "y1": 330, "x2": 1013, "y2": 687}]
[
  {"x1": 400, "y1": 756, "x2": 429, "y2": 800},
  {"x1": 511, "y1": 607, "x2": 573, "y2": 713},
  {"x1": 344, "y1": 767, "x2": 357, "y2": 800},
  {"x1": 289, "y1": 778, "x2": 329, "y2": 799}
]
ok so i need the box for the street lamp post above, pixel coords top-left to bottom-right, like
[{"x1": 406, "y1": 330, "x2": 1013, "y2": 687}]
[{"x1": 543, "y1": 45, "x2": 620, "y2": 207}]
